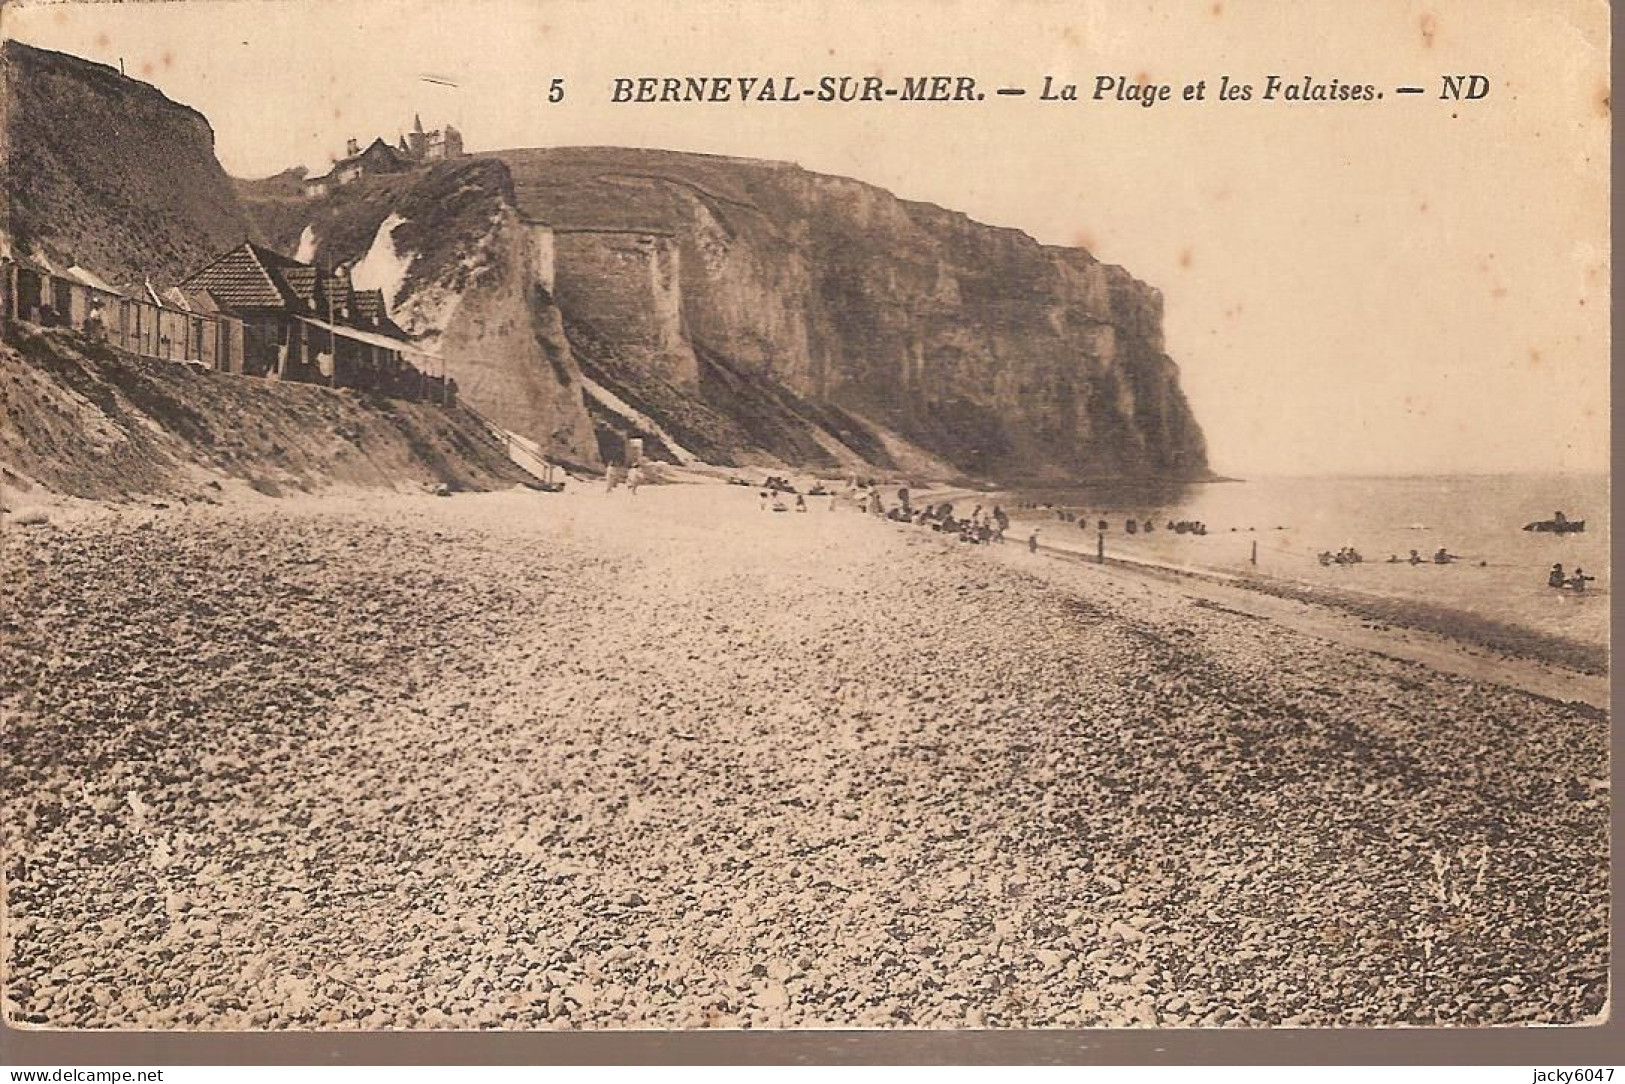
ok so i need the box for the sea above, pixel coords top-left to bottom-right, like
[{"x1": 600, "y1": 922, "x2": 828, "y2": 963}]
[{"x1": 1003, "y1": 473, "x2": 1610, "y2": 649}]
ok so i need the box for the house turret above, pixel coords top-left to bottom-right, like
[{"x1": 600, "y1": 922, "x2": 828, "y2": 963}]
[{"x1": 400, "y1": 116, "x2": 465, "y2": 162}]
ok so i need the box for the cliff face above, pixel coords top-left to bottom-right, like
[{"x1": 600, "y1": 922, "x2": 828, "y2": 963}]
[
  {"x1": 238, "y1": 159, "x2": 600, "y2": 468},
  {"x1": 1, "y1": 41, "x2": 255, "y2": 285},
  {"x1": 493, "y1": 147, "x2": 1210, "y2": 481}
]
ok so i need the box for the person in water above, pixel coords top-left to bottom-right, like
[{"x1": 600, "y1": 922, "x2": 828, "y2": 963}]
[
  {"x1": 1568, "y1": 567, "x2": 1594, "y2": 592},
  {"x1": 1433, "y1": 547, "x2": 1458, "y2": 564},
  {"x1": 1409, "y1": 550, "x2": 1423, "y2": 565},
  {"x1": 1549, "y1": 563, "x2": 1567, "y2": 588},
  {"x1": 1029, "y1": 531, "x2": 1039, "y2": 554}
]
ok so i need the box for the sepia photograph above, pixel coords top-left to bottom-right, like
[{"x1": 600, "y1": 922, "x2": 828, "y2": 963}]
[{"x1": 0, "y1": 0, "x2": 1610, "y2": 1043}]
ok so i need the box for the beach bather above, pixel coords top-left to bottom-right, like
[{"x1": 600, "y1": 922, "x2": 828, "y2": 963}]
[
  {"x1": 1029, "y1": 531, "x2": 1039, "y2": 553},
  {"x1": 1549, "y1": 563, "x2": 1566, "y2": 588},
  {"x1": 1433, "y1": 547, "x2": 1458, "y2": 564},
  {"x1": 1408, "y1": 550, "x2": 1423, "y2": 565},
  {"x1": 1568, "y1": 567, "x2": 1594, "y2": 592}
]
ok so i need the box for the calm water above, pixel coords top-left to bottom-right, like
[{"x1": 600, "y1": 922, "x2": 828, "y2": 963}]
[{"x1": 1005, "y1": 473, "x2": 1609, "y2": 647}]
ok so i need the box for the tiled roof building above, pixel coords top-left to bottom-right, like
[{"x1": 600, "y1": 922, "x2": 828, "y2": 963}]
[
  {"x1": 301, "y1": 138, "x2": 408, "y2": 198},
  {"x1": 181, "y1": 242, "x2": 291, "y2": 309},
  {"x1": 179, "y1": 242, "x2": 417, "y2": 388}
]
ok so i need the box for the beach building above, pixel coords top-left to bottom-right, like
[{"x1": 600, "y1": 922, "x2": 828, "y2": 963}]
[
  {"x1": 301, "y1": 137, "x2": 409, "y2": 198},
  {"x1": 2, "y1": 248, "x2": 451, "y2": 401},
  {"x1": 302, "y1": 117, "x2": 464, "y2": 198},
  {"x1": 2, "y1": 256, "x2": 245, "y2": 370},
  {"x1": 177, "y1": 241, "x2": 423, "y2": 392}
]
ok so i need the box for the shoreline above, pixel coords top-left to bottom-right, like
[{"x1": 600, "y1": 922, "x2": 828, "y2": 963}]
[
  {"x1": 1021, "y1": 541, "x2": 1608, "y2": 712},
  {"x1": 5, "y1": 470, "x2": 1608, "y2": 686},
  {"x1": 1029, "y1": 534, "x2": 1610, "y2": 683},
  {"x1": 902, "y1": 477, "x2": 1608, "y2": 685}
]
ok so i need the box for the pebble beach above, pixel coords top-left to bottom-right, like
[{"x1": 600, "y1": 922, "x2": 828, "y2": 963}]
[{"x1": 1, "y1": 482, "x2": 1609, "y2": 1029}]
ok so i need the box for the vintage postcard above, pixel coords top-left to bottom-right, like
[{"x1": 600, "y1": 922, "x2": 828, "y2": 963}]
[{"x1": 0, "y1": 0, "x2": 1609, "y2": 1036}]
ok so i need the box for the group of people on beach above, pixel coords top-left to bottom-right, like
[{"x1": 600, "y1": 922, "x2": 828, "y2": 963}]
[
  {"x1": 748, "y1": 479, "x2": 1600, "y2": 593},
  {"x1": 1039, "y1": 507, "x2": 1210, "y2": 536},
  {"x1": 897, "y1": 497, "x2": 1010, "y2": 545},
  {"x1": 1548, "y1": 563, "x2": 1595, "y2": 592},
  {"x1": 829, "y1": 484, "x2": 1013, "y2": 545},
  {"x1": 759, "y1": 489, "x2": 811, "y2": 513},
  {"x1": 1313, "y1": 541, "x2": 1602, "y2": 594},
  {"x1": 603, "y1": 464, "x2": 645, "y2": 495},
  {"x1": 1320, "y1": 546, "x2": 1470, "y2": 567}
]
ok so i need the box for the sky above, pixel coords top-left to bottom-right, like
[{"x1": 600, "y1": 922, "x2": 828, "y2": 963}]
[{"x1": 6, "y1": 0, "x2": 1611, "y2": 477}]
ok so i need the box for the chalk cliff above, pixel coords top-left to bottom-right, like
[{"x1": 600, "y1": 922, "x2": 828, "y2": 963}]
[
  {"x1": 491, "y1": 147, "x2": 1211, "y2": 481},
  {"x1": 1, "y1": 41, "x2": 255, "y2": 285}
]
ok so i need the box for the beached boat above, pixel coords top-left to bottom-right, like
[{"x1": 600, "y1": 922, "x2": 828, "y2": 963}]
[{"x1": 1523, "y1": 518, "x2": 1586, "y2": 533}]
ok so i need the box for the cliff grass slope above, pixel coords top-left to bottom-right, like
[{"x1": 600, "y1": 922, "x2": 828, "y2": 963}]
[
  {"x1": 0, "y1": 326, "x2": 528, "y2": 500},
  {"x1": 2, "y1": 41, "x2": 255, "y2": 285}
]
